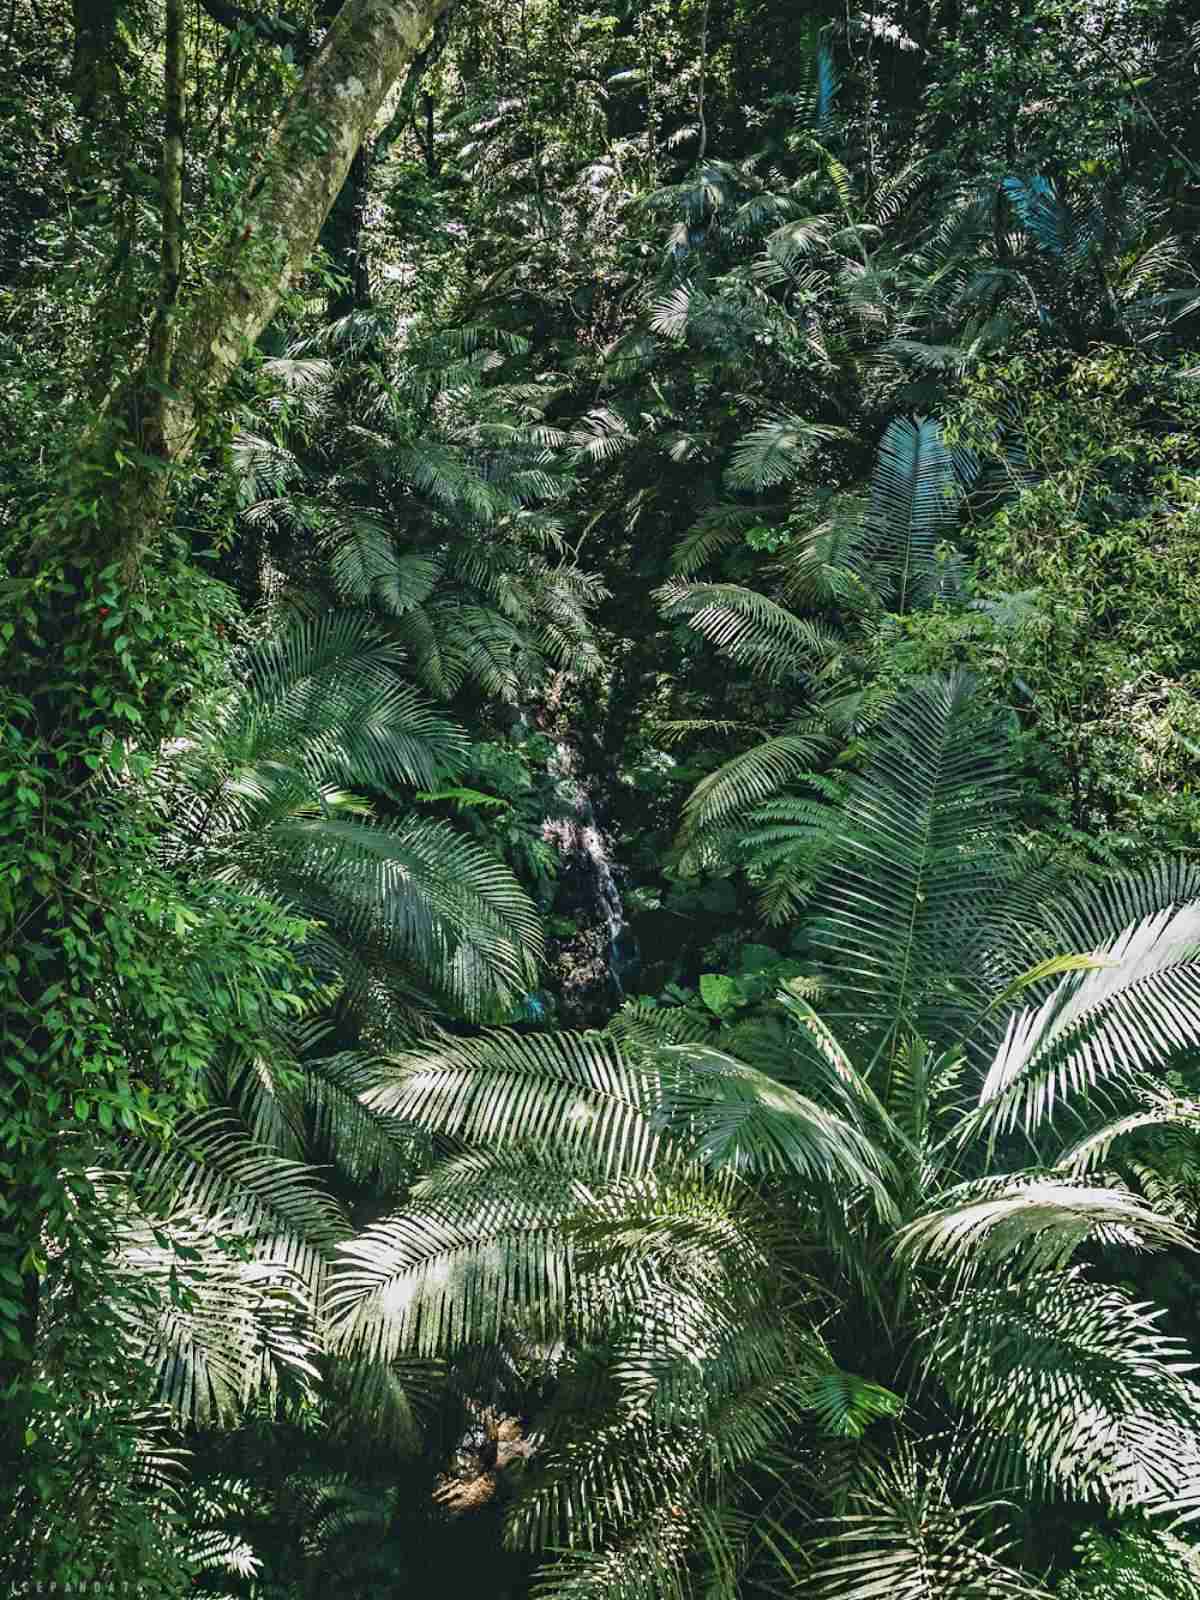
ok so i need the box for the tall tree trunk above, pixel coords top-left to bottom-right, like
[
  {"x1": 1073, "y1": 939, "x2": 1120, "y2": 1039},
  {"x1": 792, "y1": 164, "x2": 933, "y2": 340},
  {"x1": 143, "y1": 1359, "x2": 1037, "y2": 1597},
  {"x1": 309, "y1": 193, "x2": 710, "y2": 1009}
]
[
  {"x1": 317, "y1": 3, "x2": 454, "y2": 321},
  {"x1": 70, "y1": 0, "x2": 124, "y2": 117},
  {"x1": 323, "y1": 142, "x2": 375, "y2": 320},
  {"x1": 146, "y1": 0, "x2": 184, "y2": 400},
  {"x1": 0, "y1": 0, "x2": 457, "y2": 1493},
  {"x1": 93, "y1": 0, "x2": 457, "y2": 565}
]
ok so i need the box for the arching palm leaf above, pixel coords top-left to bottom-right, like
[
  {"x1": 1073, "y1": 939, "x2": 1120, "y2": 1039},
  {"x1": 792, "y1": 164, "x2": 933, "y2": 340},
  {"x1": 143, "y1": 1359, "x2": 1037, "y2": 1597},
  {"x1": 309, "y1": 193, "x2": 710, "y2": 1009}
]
[
  {"x1": 970, "y1": 903, "x2": 1200, "y2": 1142},
  {"x1": 866, "y1": 416, "x2": 961, "y2": 612},
  {"x1": 925, "y1": 1272, "x2": 1200, "y2": 1513},
  {"x1": 361, "y1": 1028, "x2": 659, "y2": 1177},
  {"x1": 801, "y1": 671, "x2": 1014, "y2": 1049},
  {"x1": 656, "y1": 579, "x2": 843, "y2": 681},
  {"x1": 807, "y1": 1445, "x2": 1050, "y2": 1600}
]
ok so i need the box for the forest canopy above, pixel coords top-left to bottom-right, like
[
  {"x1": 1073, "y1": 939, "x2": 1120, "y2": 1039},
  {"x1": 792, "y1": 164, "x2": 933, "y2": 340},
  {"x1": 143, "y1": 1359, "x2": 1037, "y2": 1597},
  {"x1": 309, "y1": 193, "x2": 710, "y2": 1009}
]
[{"x1": 6, "y1": 0, "x2": 1200, "y2": 1595}]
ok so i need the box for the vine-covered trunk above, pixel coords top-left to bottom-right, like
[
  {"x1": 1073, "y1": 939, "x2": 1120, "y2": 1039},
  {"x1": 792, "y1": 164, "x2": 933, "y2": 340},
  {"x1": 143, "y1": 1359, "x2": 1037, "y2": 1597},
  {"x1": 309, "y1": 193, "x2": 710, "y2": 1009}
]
[{"x1": 0, "y1": 0, "x2": 455, "y2": 1510}]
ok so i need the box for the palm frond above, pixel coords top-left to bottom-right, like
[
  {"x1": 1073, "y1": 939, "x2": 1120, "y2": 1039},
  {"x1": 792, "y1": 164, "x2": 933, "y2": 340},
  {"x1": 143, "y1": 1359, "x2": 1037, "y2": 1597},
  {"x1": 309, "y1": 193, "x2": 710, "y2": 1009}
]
[
  {"x1": 736, "y1": 788, "x2": 845, "y2": 922},
  {"x1": 801, "y1": 672, "x2": 1014, "y2": 1047},
  {"x1": 1055, "y1": 1095, "x2": 1200, "y2": 1176},
  {"x1": 326, "y1": 518, "x2": 443, "y2": 616},
  {"x1": 985, "y1": 859, "x2": 1200, "y2": 990},
  {"x1": 362, "y1": 1029, "x2": 660, "y2": 1177},
  {"x1": 671, "y1": 505, "x2": 762, "y2": 576},
  {"x1": 649, "y1": 1042, "x2": 891, "y2": 1196},
  {"x1": 866, "y1": 417, "x2": 961, "y2": 613},
  {"x1": 571, "y1": 407, "x2": 637, "y2": 462},
  {"x1": 971, "y1": 904, "x2": 1200, "y2": 1142},
  {"x1": 173, "y1": 612, "x2": 467, "y2": 818},
  {"x1": 526, "y1": 1512, "x2": 690, "y2": 1600},
  {"x1": 726, "y1": 412, "x2": 849, "y2": 491},
  {"x1": 509, "y1": 1414, "x2": 696, "y2": 1558},
  {"x1": 677, "y1": 729, "x2": 829, "y2": 853},
  {"x1": 111, "y1": 1189, "x2": 324, "y2": 1426},
  {"x1": 656, "y1": 579, "x2": 842, "y2": 680},
  {"x1": 809, "y1": 1445, "x2": 1050, "y2": 1600},
  {"x1": 266, "y1": 813, "x2": 541, "y2": 1015},
  {"x1": 894, "y1": 1177, "x2": 1191, "y2": 1277},
  {"x1": 1003, "y1": 176, "x2": 1093, "y2": 265},
  {"x1": 1058, "y1": 1526, "x2": 1200, "y2": 1600},
  {"x1": 326, "y1": 1152, "x2": 583, "y2": 1362},
  {"x1": 925, "y1": 1271, "x2": 1200, "y2": 1512},
  {"x1": 132, "y1": 1111, "x2": 351, "y2": 1277},
  {"x1": 773, "y1": 493, "x2": 872, "y2": 609}
]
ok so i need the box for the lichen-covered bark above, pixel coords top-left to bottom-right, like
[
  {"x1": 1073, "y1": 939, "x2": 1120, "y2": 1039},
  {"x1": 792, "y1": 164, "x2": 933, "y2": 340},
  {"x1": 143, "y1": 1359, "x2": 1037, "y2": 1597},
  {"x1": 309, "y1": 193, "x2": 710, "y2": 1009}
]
[
  {"x1": 50, "y1": 0, "x2": 453, "y2": 572},
  {"x1": 157, "y1": 0, "x2": 453, "y2": 463}
]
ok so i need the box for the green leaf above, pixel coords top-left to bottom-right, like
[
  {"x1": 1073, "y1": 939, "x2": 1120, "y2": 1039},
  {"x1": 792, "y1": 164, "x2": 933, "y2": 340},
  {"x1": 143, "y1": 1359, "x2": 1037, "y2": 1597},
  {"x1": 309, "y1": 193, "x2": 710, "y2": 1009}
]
[{"x1": 700, "y1": 973, "x2": 739, "y2": 1015}]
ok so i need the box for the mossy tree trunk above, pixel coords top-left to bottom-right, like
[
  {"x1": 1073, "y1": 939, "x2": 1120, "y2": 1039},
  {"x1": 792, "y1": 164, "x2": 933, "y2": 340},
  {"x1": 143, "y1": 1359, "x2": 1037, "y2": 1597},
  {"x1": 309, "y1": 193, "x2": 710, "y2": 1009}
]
[
  {"x1": 116, "y1": 0, "x2": 457, "y2": 550},
  {"x1": 0, "y1": 0, "x2": 456, "y2": 1502}
]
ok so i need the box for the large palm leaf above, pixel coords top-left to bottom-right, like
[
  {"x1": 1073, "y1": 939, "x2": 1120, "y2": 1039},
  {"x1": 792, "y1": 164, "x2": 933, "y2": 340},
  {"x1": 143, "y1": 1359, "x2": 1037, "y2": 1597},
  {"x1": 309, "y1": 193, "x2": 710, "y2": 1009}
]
[
  {"x1": 968, "y1": 903, "x2": 1200, "y2": 1143},
  {"x1": 924, "y1": 1271, "x2": 1200, "y2": 1514},
  {"x1": 806, "y1": 1445, "x2": 1049, "y2": 1600},
  {"x1": 326, "y1": 1151, "x2": 583, "y2": 1365},
  {"x1": 655, "y1": 579, "x2": 843, "y2": 683},
  {"x1": 799, "y1": 671, "x2": 1014, "y2": 1049},
  {"x1": 865, "y1": 417, "x2": 961, "y2": 612},
  {"x1": 360, "y1": 1028, "x2": 660, "y2": 1177},
  {"x1": 153, "y1": 612, "x2": 541, "y2": 1020},
  {"x1": 108, "y1": 1119, "x2": 345, "y2": 1426}
]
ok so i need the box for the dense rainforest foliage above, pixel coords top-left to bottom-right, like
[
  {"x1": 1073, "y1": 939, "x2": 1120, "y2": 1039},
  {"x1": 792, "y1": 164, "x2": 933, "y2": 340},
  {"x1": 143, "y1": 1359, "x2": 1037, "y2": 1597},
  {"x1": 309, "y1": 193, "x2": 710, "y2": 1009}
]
[{"x1": 7, "y1": 0, "x2": 1200, "y2": 1593}]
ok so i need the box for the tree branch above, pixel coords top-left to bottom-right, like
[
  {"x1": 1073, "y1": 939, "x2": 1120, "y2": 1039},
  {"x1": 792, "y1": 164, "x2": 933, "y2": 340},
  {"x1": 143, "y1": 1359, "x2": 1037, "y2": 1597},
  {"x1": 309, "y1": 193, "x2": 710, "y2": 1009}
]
[
  {"x1": 1086, "y1": 30, "x2": 1200, "y2": 186},
  {"x1": 376, "y1": 1, "x2": 455, "y2": 159},
  {"x1": 195, "y1": 0, "x2": 302, "y2": 52},
  {"x1": 74, "y1": 0, "x2": 457, "y2": 570}
]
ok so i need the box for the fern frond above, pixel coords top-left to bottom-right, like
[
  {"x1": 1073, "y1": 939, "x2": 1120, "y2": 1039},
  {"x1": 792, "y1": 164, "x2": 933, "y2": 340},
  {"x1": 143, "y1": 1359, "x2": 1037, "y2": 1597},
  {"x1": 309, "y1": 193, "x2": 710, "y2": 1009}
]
[{"x1": 726, "y1": 413, "x2": 849, "y2": 491}]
